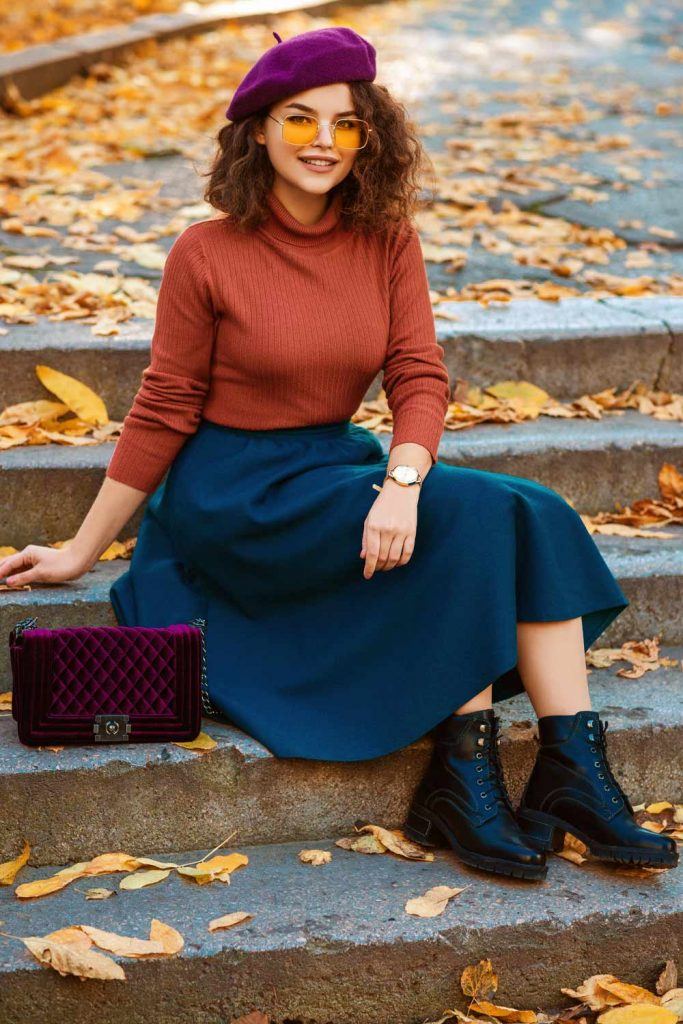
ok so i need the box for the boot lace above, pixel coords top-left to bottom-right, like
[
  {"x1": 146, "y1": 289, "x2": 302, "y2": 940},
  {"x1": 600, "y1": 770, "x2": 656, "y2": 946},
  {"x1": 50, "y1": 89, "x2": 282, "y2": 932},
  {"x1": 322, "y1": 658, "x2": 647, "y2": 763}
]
[
  {"x1": 585, "y1": 717, "x2": 632, "y2": 813},
  {"x1": 474, "y1": 715, "x2": 515, "y2": 814}
]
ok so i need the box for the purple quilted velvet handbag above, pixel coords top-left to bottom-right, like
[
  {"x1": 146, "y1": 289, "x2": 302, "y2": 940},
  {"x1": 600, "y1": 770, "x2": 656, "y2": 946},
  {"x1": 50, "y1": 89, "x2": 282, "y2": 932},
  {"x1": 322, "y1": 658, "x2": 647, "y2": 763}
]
[{"x1": 9, "y1": 616, "x2": 209, "y2": 746}]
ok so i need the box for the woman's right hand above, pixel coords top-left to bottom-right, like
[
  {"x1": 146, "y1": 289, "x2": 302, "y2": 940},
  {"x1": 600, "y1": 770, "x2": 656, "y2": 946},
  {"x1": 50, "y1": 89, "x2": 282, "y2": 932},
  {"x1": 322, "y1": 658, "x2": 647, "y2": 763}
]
[{"x1": 0, "y1": 545, "x2": 91, "y2": 588}]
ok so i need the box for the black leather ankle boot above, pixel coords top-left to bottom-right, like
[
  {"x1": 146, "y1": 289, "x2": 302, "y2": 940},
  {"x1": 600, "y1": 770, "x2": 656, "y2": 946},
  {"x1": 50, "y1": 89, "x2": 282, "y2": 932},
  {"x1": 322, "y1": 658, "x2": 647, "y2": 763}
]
[
  {"x1": 403, "y1": 709, "x2": 547, "y2": 880},
  {"x1": 517, "y1": 710, "x2": 679, "y2": 868}
]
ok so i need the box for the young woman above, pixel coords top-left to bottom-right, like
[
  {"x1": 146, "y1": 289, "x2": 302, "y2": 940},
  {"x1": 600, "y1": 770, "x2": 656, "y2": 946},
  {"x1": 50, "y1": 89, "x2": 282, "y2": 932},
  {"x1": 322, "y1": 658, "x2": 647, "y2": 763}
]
[{"x1": 1, "y1": 27, "x2": 676, "y2": 881}]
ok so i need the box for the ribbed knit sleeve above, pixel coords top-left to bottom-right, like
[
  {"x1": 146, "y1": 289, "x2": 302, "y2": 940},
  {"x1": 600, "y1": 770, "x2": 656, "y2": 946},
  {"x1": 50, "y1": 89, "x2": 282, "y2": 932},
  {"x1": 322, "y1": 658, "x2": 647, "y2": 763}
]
[
  {"x1": 105, "y1": 227, "x2": 217, "y2": 493},
  {"x1": 383, "y1": 221, "x2": 451, "y2": 464}
]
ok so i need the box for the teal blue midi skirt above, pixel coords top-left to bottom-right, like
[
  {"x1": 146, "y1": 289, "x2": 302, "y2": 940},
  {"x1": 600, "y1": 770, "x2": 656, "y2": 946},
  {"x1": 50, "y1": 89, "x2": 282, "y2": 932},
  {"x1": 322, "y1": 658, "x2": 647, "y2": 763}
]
[{"x1": 109, "y1": 417, "x2": 629, "y2": 762}]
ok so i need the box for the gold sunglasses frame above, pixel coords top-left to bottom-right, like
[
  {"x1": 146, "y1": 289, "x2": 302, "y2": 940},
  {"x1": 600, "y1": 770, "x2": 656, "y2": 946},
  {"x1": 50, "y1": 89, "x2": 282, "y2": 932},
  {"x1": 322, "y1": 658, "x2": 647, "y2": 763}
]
[{"x1": 267, "y1": 113, "x2": 373, "y2": 150}]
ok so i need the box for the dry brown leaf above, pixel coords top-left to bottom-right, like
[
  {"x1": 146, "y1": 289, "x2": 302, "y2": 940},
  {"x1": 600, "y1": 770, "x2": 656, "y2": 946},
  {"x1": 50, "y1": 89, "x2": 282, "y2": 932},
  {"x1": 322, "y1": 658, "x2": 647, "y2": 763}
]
[
  {"x1": 77, "y1": 925, "x2": 165, "y2": 958},
  {"x1": 0, "y1": 840, "x2": 30, "y2": 885},
  {"x1": 655, "y1": 963, "x2": 678, "y2": 997},
  {"x1": 15, "y1": 866, "x2": 86, "y2": 898},
  {"x1": 119, "y1": 868, "x2": 171, "y2": 889},
  {"x1": 43, "y1": 926, "x2": 93, "y2": 951},
  {"x1": 174, "y1": 731, "x2": 217, "y2": 752},
  {"x1": 134, "y1": 856, "x2": 180, "y2": 869},
  {"x1": 149, "y1": 918, "x2": 184, "y2": 954},
  {"x1": 598, "y1": 1008, "x2": 677, "y2": 1024},
  {"x1": 83, "y1": 853, "x2": 144, "y2": 875},
  {"x1": 21, "y1": 936, "x2": 126, "y2": 980},
  {"x1": 16, "y1": 852, "x2": 142, "y2": 898},
  {"x1": 298, "y1": 849, "x2": 332, "y2": 866},
  {"x1": 34, "y1": 365, "x2": 108, "y2": 426},
  {"x1": 470, "y1": 1000, "x2": 537, "y2": 1022},
  {"x1": 83, "y1": 887, "x2": 116, "y2": 900},
  {"x1": 334, "y1": 834, "x2": 386, "y2": 854},
  {"x1": 462, "y1": 959, "x2": 499, "y2": 1001},
  {"x1": 562, "y1": 976, "x2": 659, "y2": 1012},
  {"x1": 660, "y1": 991, "x2": 683, "y2": 1020},
  {"x1": 207, "y1": 911, "x2": 253, "y2": 932},
  {"x1": 556, "y1": 832, "x2": 589, "y2": 864},
  {"x1": 354, "y1": 823, "x2": 435, "y2": 861},
  {"x1": 405, "y1": 884, "x2": 466, "y2": 917},
  {"x1": 177, "y1": 852, "x2": 248, "y2": 883},
  {"x1": 598, "y1": 979, "x2": 662, "y2": 1005}
]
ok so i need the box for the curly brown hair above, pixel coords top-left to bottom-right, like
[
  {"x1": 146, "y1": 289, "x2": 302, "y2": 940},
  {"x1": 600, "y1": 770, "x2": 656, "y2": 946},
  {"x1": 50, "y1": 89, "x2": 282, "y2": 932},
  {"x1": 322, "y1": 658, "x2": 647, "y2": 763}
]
[{"x1": 202, "y1": 81, "x2": 437, "y2": 237}]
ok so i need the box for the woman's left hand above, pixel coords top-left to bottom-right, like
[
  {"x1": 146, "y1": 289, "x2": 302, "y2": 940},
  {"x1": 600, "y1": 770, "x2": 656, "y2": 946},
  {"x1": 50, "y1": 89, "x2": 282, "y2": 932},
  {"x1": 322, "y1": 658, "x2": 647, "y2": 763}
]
[{"x1": 360, "y1": 481, "x2": 420, "y2": 578}]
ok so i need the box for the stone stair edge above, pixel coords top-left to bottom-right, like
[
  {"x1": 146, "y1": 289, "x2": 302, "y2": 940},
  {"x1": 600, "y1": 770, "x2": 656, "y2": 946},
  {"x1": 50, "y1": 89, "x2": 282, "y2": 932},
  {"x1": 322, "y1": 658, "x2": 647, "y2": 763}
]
[
  {"x1": 0, "y1": 834, "x2": 680, "y2": 1024},
  {"x1": 0, "y1": 662, "x2": 681, "y2": 865},
  {"x1": 2, "y1": 651, "x2": 681, "y2": 775},
  {"x1": 1, "y1": 408, "x2": 682, "y2": 474},
  {"x1": 0, "y1": 0, "x2": 373, "y2": 103},
  {"x1": 1, "y1": 295, "x2": 681, "y2": 349}
]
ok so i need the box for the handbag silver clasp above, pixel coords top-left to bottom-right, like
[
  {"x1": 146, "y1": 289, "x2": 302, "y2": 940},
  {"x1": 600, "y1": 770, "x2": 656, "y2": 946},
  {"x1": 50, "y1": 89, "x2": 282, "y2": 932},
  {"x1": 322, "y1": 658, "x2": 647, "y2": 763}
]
[{"x1": 93, "y1": 714, "x2": 131, "y2": 742}]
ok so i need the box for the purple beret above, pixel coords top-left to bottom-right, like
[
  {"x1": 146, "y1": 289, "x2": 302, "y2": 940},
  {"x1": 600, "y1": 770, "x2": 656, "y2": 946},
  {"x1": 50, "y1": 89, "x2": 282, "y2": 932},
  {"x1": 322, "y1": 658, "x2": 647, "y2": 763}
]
[{"x1": 225, "y1": 26, "x2": 376, "y2": 122}]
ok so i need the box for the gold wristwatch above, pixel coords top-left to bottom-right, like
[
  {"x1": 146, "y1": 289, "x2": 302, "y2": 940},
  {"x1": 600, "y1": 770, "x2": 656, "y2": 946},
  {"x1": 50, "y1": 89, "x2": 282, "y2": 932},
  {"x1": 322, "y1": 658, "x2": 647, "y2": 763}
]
[{"x1": 384, "y1": 464, "x2": 423, "y2": 487}]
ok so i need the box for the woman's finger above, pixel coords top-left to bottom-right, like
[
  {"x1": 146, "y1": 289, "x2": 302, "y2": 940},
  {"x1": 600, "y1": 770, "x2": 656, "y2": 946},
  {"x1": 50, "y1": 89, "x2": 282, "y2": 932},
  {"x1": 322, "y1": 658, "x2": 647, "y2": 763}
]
[
  {"x1": 374, "y1": 526, "x2": 394, "y2": 572},
  {"x1": 0, "y1": 550, "x2": 32, "y2": 583},
  {"x1": 363, "y1": 526, "x2": 381, "y2": 578},
  {"x1": 380, "y1": 531, "x2": 406, "y2": 571},
  {"x1": 397, "y1": 532, "x2": 415, "y2": 566}
]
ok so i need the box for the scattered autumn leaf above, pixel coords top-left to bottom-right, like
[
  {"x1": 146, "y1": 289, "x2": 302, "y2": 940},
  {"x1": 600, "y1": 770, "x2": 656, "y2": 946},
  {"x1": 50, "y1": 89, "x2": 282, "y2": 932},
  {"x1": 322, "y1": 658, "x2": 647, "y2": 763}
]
[
  {"x1": 0, "y1": 841, "x2": 30, "y2": 885},
  {"x1": 598, "y1": 1008, "x2": 677, "y2": 1024},
  {"x1": 21, "y1": 935, "x2": 126, "y2": 981},
  {"x1": 298, "y1": 849, "x2": 332, "y2": 866},
  {"x1": 470, "y1": 1000, "x2": 537, "y2": 1022},
  {"x1": 405, "y1": 884, "x2": 467, "y2": 917},
  {"x1": 207, "y1": 911, "x2": 253, "y2": 932},
  {"x1": 462, "y1": 959, "x2": 499, "y2": 1001},
  {"x1": 174, "y1": 731, "x2": 217, "y2": 752},
  {"x1": 119, "y1": 868, "x2": 172, "y2": 889}
]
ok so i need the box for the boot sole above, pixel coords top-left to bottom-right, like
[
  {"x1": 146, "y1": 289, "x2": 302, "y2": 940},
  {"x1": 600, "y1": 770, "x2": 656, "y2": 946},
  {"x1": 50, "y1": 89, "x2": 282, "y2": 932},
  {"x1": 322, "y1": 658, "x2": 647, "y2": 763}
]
[
  {"x1": 517, "y1": 808, "x2": 679, "y2": 868},
  {"x1": 404, "y1": 804, "x2": 548, "y2": 881}
]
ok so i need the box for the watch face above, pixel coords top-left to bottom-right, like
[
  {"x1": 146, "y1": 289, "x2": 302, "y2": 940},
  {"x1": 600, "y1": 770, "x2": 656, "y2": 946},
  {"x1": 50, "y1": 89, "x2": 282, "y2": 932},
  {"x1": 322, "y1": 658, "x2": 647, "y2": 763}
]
[{"x1": 392, "y1": 464, "x2": 419, "y2": 484}]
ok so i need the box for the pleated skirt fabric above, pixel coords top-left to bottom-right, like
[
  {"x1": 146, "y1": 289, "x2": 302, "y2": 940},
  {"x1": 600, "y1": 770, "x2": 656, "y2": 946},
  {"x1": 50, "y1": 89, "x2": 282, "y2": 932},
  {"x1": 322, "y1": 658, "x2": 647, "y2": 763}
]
[{"x1": 109, "y1": 417, "x2": 630, "y2": 762}]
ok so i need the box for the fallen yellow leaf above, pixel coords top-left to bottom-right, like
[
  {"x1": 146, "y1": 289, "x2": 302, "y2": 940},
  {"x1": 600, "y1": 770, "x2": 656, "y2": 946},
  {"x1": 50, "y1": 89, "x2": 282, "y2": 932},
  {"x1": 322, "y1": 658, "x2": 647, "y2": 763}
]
[
  {"x1": 0, "y1": 840, "x2": 30, "y2": 885},
  {"x1": 43, "y1": 926, "x2": 92, "y2": 951},
  {"x1": 150, "y1": 919, "x2": 184, "y2": 954},
  {"x1": 470, "y1": 1000, "x2": 537, "y2": 1022},
  {"x1": 355, "y1": 823, "x2": 436, "y2": 861},
  {"x1": 405, "y1": 884, "x2": 466, "y2": 917},
  {"x1": 461, "y1": 960, "x2": 498, "y2": 1001},
  {"x1": 660, "y1": 991, "x2": 683, "y2": 1020},
  {"x1": 21, "y1": 936, "x2": 126, "y2": 980},
  {"x1": 174, "y1": 731, "x2": 217, "y2": 752},
  {"x1": 35, "y1": 364, "x2": 108, "y2": 427},
  {"x1": 298, "y1": 849, "x2": 332, "y2": 866},
  {"x1": 208, "y1": 911, "x2": 253, "y2": 932},
  {"x1": 77, "y1": 925, "x2": 165, "y2": 957},
  {"x1": 119, "y1": 868, "x2": 171, "y2": 890},
  {"x1": 598, "y1": 1008, "x2": 677, "y2": 1024}
]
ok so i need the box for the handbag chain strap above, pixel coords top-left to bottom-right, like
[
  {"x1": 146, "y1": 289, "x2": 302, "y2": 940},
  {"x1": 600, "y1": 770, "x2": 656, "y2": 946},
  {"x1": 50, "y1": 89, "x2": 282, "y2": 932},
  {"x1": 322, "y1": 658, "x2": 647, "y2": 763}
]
[
  {"x1": 188, "y1": 616, "x2": 225, "y2": 720},
  {"x1": 12, "y1": 616, "x2": 37, "y2": 642}
]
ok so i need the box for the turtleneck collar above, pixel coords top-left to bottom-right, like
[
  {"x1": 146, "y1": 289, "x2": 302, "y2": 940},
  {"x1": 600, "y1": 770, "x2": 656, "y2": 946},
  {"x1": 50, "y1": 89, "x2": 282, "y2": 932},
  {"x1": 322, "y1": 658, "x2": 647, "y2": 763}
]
[{"x1": 260, "y1": 189, "x2": 345, "y2": 250}]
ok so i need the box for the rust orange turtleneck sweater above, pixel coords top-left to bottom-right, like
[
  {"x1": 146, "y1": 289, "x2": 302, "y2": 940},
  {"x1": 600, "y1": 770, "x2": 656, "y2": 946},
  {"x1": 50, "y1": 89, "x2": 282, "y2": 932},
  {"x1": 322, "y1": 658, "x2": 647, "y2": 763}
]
[{"x1": 105, "y1": 189, "x2": 451, "y2": 493}]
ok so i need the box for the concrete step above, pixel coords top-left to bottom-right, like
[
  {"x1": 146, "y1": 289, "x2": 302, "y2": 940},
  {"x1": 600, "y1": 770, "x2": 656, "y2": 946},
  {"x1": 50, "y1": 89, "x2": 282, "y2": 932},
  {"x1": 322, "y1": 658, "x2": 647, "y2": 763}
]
[
  {"x1": 0, "y1": 829, "x2": 680, "y2": 1023},
  {"x1": 2, "y1": 411, "x2": 682, "y2": 548},
  {"x1": 2, "y1": 530, "x2": 682, "y2": 685},
  {"x1": 2, "y1": 297, "x2": 681, "y2": 420},
  {"x1": 1, "y1": 646, "x2": 681, "y2": 866}
]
